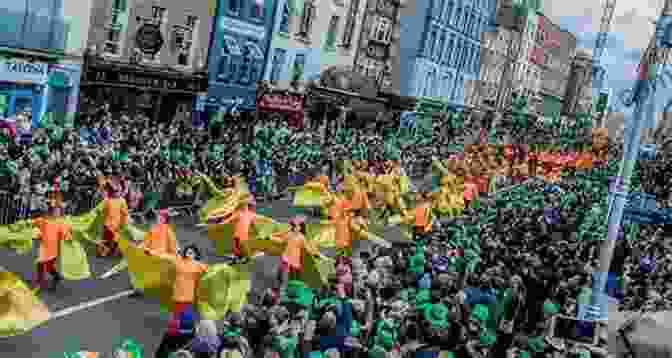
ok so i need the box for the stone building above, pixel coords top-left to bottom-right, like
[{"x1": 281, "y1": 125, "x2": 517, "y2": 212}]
[
  {"x1": 352, "y1": 0, "x2": 404, "y2": 94},
  {"x1": 562, "y1": 48, "x2": 593, "y2": 116},
  {"x1": 80, "y1": 0, "x2": 211, "y2": 122},
  {"x1": 535, "y1": 13, "x2": 575, "y2": 118}
]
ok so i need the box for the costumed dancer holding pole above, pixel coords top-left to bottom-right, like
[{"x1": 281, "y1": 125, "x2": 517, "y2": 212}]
[
  {"x1": 32, "y1": 190, "x2": 71, "y2": 290},
  {"x1": 97, "y1": 180, "x2": 129, "y2": 257}
]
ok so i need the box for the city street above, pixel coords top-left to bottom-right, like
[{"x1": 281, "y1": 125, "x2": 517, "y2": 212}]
[{"x1": 0, "y1": 196, "x2": 406, "y2": 357}]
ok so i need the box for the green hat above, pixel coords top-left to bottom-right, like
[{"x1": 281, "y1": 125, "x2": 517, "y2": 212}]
[
  {"x1": 423, "y1": 303, "x2": 450, "y2": 329},
  {"x1": 527, "y1": 336, "x2": 547, "y2": 353},
  {"x1": 519, "y1": 351, "x2": 531, "y2": 358},
  {"x1": 543, "y1": 302, "x2": 560, "y2": 316},
  {"x1": 479, "y1": 332, "x2": 497, "y2": 347},
  {"x1": 470, "y1": 304, "x2": 490, "y2": 323},
  {"x1": 116, "y1": 338, "x2": 144, "y2": 358}
]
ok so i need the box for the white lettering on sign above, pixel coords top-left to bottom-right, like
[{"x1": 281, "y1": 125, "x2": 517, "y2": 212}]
[{"x1": 6, "y1": 62, "x2": 47, "y2": 75}]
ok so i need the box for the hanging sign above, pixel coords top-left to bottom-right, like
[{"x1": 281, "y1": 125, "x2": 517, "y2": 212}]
[
  {"x1": 1, "y1": 61, "x2": 48, "y2": 84},
  {"x1": 257, "y1": 93, "x2": 303, "y2": 112}
]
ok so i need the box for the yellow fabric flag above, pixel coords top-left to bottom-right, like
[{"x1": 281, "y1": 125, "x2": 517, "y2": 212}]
[
  {"x1": 0, "y1": 224, "x2": 35, "y2": 254},
  {"x1": 197, "y1": 262, "x2": 253, "y2": 320},
  {"x1": 118, "y1": 238, "x2": 176, "y2": 311},
  {"x1": 0, "y1": 270, "x2": 50, "y2": 337},
  {"x1": 292, "y1": 185, "x2": 325, "y2": 207},
  {"x1": 59, "y1": 239, "x2": 91, "y2": 280}
]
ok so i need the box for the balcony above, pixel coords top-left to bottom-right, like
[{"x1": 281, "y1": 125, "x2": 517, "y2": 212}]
[{"x1": 0, "y1": 7, "x2": 69, "y2": 53}]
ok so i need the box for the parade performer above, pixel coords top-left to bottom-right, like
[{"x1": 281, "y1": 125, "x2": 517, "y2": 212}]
[
  {"x1": 342, "y1": 172, "x2": 370, "y2": 212},
  {"x1": 196, "y1": 171, "x2": 251, "y2": 224},
  {"x1": 31, "y1": 200, "x2": 71, "y2": 289},
  {"x1": 142, "y1": 208, "x2": 178, "y2": 255},
  {"x1": 431, "y1": 158, "x2": 466, "y2": 217},
  {"x1": 96, "y1": 181, "x2": 129, "y2": 257},
  {"x1": 0, "y1": 268, "x2": 51, "y2": 337},
  {"x1": 99, "y1": 207, "x2": 177, "y2": 279},
  {"x1": 124, "y1": 240, "x2": 260, "y2": 322},
  {"x1": 291, "y1": 174, "x2": 332, "y2": 208},
  {"x1": 265, "y1": 215, "x2": 335, "y2": 291},
  {"x1": 389, "y1": 192, "x2": 434, "y2": 242},
  {"x1": 202, "y1": 196, "x2": 278, "y2": 258}
]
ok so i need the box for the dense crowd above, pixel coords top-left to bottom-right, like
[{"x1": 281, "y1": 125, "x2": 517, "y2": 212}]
[{"x1": 3, "y1": 102, "x2": 672, "y2": 357}]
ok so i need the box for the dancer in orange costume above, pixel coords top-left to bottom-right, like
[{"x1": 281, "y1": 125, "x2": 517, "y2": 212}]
[
  {"x1": 146, "y1": 245, "x2": 208, "y2": 323},
  {"x1": 97, "y1": 181, "x2": 129, "y2": 257},
  {"x1": 142, "y1": 208, "x2": 178, "y2": 256},
  {"x1": 32, "y1": 198, "x2": 72, "y2": 290},
  {"x1": 204, "y1": 197, "x2": 274, "y2": 259}
]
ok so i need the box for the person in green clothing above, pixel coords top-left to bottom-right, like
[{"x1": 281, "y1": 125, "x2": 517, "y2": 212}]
[{"x1": 263, "y1": 305, "x2": 299, "y2": 358}]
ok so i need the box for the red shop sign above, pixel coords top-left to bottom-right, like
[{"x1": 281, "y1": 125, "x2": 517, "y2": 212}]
[{"x1": 257, "y1": 93, "x2": 304, "y2": 112}]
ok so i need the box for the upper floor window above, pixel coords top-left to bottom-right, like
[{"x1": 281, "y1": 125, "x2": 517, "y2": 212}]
[
  {"x1": 461, "y1": 8, "x2": 469, "y2": 32},
  {"x1": 152, "y1": 6, "x2": 167, "y2": 25},
  {"x1": 453, "y1": 7, "x2": 461, "y2": 27},
  {"x1": 443, "y1": 1, "x2": 454, "y2": 22},
  {"x1": 143, "y1": 6, "x2": 167, "y2": 62},
  {"x1": 341, "y1": 0, "x2": 360, "y2": 47},
  {"x1": 432, "y1": 0, "x2": 443, "y2": 16},
  {"x1": 270, "y1": 48, "x2": 286, "y2": 84},
  {"x1": 174, "y1": 16, "x2": 198, "y2": 67},
  {"x1": 104, "y1": 0, "x2": 129, "y2": 55},
  {"x1": 443, "y1": 36, "x2": 454, "y2": 66},
  {"x1": 324, "y1": 16, "x2": 340, "y2": 51},
  {"x1": 218, "y1": 36, "x2": 242, "y2": 82},
  {"x1": 371, "y1": 17, "x2": 392, "y2": 43},
  {"x1": 291, "y1": 53, "x2": 306, "y2": 85},
  {"x1": 435, "y1": 34, "x2": 445, "y2": 61},
  {"x1": 279, "y1": 2, "x2": 290, "y2": 33},
  {"x1": 297, "y1": 1, "x2": 316, "y2": 38},
  {"x1": 426, "y1": 30, "x2": 436, "y2": 57},
  {"x1": 228, "y1": 0, "x2": 240, "y2": 14}
]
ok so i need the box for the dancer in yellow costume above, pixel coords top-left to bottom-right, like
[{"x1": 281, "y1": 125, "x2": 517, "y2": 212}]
[
  {"x1": 196, "y1": 172, "x2": 251, "y2": 224},
  {"x1": 431, "y1": 158, "x2": 465, "y2": 217},
  {"x1": 201, "y1": 196, "x2": 278, "y2": 258},
  {"x1": 0, "y1": 268, "x2": 50, "y2": 337},
  {"x1": 389, "y1": 192, "x2": 435, "y2": 242},
  {"x1": 120, "y1": 241, "x2": 260, "y2": 321}
]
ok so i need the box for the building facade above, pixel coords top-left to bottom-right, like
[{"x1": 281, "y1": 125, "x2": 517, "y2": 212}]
[
  {"x1": 206, "y1": 0, "x2": 275, "y2": 119},
  {"x1": 352, "y1": 0, "x2": 404, "y2": 95},
  {"x1": 0, "y1": 0, "x2": 93, "y2": 127},
  {"x1": 471, "y1": 25, "x2": 516, "y2": 108},
  {"x1": 562, "y1": 48, "x2": 593, "y2": 116},
  {"x1": 398, "y1": 0, "x2": 495, "y2": 110},
  {"x1": 80, "y1": 0, "x2": 211, "y2": 123},
  {"x1": 535, "y1": 13, "x2": 575, "y2": 118}
]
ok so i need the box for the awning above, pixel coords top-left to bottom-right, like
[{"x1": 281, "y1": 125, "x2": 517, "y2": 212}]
[
  {"x1": 223, "y1": 36, "x2": 242, "y2": 56},
  {"x1": 243, "y1": 42, "x2": 263, "y2": 60}
]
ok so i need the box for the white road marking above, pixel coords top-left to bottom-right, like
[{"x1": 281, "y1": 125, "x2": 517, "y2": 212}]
[{"x1": 51, "y1": 290, "x2": 135, "y2": 319}]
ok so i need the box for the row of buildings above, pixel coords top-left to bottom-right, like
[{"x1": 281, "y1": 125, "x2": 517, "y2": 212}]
[{"x1": 0, "y1": 0, "x2": 594, "y2": 129}]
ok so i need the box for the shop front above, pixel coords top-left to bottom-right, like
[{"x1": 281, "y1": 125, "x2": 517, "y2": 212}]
[
  {"x1": 256, "y1": 90, "x2": 305, "y2": 129},
  {"x1": 80, "y1": 54, "x2": 208, "y2": 123},
  {"x1": 0, "y1": 57, "x2": 81, "y2": 128}
]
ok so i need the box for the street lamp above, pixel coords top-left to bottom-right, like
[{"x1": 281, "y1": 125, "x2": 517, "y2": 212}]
[{"x1": 588, "y1": 4, "x2": 672, "y2": 320}]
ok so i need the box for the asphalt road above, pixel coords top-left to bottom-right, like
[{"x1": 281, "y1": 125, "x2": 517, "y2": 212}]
[{"x1": 0, "y1": 196, "x2": 406, "y2": 357}]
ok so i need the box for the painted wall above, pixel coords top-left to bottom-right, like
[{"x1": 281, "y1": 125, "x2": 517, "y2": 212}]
[{"x1": 207, "y1": 0, "x2": 275, "y2": 112}]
